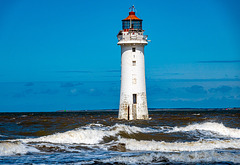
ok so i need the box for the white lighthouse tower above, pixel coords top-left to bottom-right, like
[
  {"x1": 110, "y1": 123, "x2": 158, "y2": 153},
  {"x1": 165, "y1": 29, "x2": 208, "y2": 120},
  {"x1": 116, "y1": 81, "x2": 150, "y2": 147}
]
[{"x1": 117, "y1": 6, "x2": 149, "y2": 120}]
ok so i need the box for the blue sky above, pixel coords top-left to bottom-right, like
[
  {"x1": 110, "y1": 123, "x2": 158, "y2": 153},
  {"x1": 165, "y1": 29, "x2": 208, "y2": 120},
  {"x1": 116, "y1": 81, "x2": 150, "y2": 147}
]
[{"x1": 0, "y1": 0, "x2": 239, "y2": 112}]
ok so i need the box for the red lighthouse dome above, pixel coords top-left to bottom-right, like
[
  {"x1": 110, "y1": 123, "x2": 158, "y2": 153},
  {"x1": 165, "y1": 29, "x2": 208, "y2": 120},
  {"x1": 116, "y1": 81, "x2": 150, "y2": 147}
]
[
  {"x1": 123, "y1": 11, "x2": 142, "y2": 21},
  {"x1": 122, "y1": 6, "x2": 143, "y2": 31}
]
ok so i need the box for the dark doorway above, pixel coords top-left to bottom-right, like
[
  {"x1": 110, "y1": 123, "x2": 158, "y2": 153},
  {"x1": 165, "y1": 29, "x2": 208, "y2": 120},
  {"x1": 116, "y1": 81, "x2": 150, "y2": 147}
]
[
  {"x1": 127, "y1": 106, "x2": 130, "y2": 120},
  {"x1": 133, "y1": 94, "x2": 137, "y2": 104}
]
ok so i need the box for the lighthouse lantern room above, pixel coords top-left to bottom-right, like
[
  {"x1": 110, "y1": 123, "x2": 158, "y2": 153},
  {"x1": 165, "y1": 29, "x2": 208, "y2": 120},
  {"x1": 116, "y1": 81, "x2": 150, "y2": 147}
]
[{"x1": 117, "y1": 6, "x2": 149, "y2": 120}]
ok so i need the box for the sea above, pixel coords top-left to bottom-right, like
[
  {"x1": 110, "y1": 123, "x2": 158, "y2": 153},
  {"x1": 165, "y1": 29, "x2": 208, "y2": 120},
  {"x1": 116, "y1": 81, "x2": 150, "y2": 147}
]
[{"x1": 0, "y1": 109, "x2": 240, "y2": 164}]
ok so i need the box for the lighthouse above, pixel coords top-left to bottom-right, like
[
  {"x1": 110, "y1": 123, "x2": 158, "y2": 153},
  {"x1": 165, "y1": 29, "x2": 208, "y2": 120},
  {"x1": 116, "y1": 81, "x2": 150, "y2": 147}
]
[{"x1": 117, "y1": 6, "x2": 149, "y2": 120}]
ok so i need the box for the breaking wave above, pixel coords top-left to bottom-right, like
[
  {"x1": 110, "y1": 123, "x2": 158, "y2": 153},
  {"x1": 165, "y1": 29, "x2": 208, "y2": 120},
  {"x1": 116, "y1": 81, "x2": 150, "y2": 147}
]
[
  {"x1": 18, "y1": 122, "x2": 240, "y2": 146},
  {"x1": 2, "y1": 122, "x2": 240, "y2": 159},
  {"x1": 170, "y1": 122, "x2": 240, "y2": 138},
  {"x1": 20, "y1": 124, "x2": 158, "y2": 144},
  {"x1": 0, "y1": 141, "x2": 38, "y2": 156},
  {"x1": 119, "y1": 138, "x2": 240, "y2": 152},
  {"x1": 97, "y1": 151, "x2": 240, "y2": 164}
]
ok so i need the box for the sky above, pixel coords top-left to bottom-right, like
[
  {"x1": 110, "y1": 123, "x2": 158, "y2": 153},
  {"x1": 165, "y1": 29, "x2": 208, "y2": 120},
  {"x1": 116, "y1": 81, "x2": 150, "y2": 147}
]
[{"x1": 0, "y1": 0, "x2": 239, "y2": 112}]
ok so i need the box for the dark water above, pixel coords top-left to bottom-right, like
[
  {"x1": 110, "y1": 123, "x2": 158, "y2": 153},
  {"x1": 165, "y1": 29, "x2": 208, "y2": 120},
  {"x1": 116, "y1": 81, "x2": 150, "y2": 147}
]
[{"x1": 0, "y1": 110, "x2": 240, "y2": 164}]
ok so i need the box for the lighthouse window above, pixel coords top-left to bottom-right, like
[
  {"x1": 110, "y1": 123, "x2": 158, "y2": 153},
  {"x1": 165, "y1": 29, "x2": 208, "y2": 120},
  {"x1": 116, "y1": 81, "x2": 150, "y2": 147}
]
[
  {"x1": 122, "y1": 20, "x2": 142, "y2": 30},
  {"x1": 122, "y1": 20, "x2": 130, "y2": 29},
  {"x1": 133, "y1": 94, "x2": 137, "y2": 104},
  {"x1": 132, "y1": 61, "x2": 136, "y2": 66},
  {"x1": 132, "y1": 20, "x2": 142, "y2": 29},
  {"x1": 132, "y1": 48, "x2": 136, "y2": 52}
]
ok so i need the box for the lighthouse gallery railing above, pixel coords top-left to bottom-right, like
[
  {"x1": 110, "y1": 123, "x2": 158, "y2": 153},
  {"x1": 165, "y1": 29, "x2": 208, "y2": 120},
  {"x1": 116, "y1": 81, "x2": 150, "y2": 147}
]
[{"x1": 117, "y1": 35, "x2": 148, "y2": 42}]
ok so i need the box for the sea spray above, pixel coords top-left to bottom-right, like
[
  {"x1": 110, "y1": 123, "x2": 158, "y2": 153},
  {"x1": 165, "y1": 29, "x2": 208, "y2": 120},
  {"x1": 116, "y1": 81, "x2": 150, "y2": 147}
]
[
  {"x1": 1, "y1": 110, "x2": 240, "y2": 164},
  {"x1": 119, "y1": 138, "x2": 240, "y2": 152},
  {"x1": 98, "y1": 151, "x2": 240, "y2": 164},
  {"x1": 0, "y1": 141, "x2": 39, "y2": 156},
  {"x1": 170, "y1": 122, "x2": 240, "y2": 138},
  {"x1": 19, "y1": 124, "x2": 158, "y2": 145}
]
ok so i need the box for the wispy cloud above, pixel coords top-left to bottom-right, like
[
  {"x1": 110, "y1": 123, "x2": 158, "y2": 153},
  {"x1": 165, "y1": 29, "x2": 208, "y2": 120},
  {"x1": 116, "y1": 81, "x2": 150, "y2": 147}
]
[
  {"x1": 185, "y1": 85, "x2": 207, "y2": 94},
  {"x1": 60, "y1": 82, "x2": 83, "y2": 88},
  {"x1": 209, "y1": 86, "x2": 232, "y2": 93},
  {"x1": 147, "y1": 78, "x2": 240, "y2": 82},
  {"x1": 24, "y1": 82, "x2": 34, "y2": 86},
  {"x1": 13, "y1": 88, "x2": 58, "y2": 98},
  {"x1": 56, "y1": 70, "x2": 121, "y2": 73},
  {"x1": 104, "y1": 75, "x2": 120, "y2": 78},
  {"x1": 35, "y1": 89, "x2": 58, "y2": 95},
  {"x1": 13, "y1": 89, "x2": 34, "y2": 98},
  {"x1": 105, "y1": 70, "x2": 120, "y2": 73},
  {"x1": 197, "y1": 60, "x2": 240, "y2": 63},
  {"x1": 56, "y1": 71, "x2": 92, "y2": 73},
  {"x1": 162, "y1": 73, "x2": 184, "y2": 76}
]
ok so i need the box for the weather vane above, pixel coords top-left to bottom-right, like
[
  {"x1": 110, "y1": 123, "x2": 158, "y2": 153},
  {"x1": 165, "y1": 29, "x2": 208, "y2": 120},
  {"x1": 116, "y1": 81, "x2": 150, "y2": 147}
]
[{"x1": 129, "y1": 5, "x2": 135, "y2": 12}]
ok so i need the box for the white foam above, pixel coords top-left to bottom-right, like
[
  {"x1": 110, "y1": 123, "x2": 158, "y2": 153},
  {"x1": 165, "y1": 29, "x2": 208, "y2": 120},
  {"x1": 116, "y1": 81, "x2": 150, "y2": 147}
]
[
  {"x1": 119, "y1": 138, "x2": 240, "y2": 152},
  {"x1": 164, "y1": 151, "x2": 240, "y2": 164},
  {"x1": 170, "y1": 122, "x2": 240, "y2": 138},
  {"x1": 99, "y1": 151, "x2": 240, "y2": 164},
  {"x1": 112, "y1": 124, "x2": 159, "y2": 134},
  {"x1": 20, "y1": 124, "x2": 155, "y2": 145},
  {"x1": 192, "y1": 113, "x2": 200, "y2": 116},
  {"x1": 22, "y1": 128, "x2": 114, "y2": 144},
  {"x1": 0, "y1": 141, "x2": 39, "y2": 156}
]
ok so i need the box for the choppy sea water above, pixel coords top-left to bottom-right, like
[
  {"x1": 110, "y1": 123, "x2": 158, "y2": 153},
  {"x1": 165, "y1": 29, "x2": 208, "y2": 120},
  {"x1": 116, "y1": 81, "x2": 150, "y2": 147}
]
[{"x1": 0, "y1": 110, "x2": 240, "y2": 164}]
